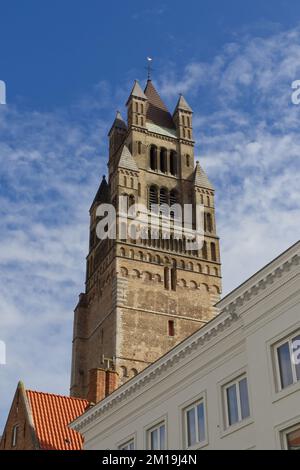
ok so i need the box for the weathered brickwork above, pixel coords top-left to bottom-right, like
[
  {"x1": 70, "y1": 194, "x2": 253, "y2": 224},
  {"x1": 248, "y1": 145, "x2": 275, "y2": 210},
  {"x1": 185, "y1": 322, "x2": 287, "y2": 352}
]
[
  {"x1": 0, "y1": 383, "x2": 38, "y2": 450},
  {"x1": 70, "y1": 80, "x2": 222, "y2": 397}
]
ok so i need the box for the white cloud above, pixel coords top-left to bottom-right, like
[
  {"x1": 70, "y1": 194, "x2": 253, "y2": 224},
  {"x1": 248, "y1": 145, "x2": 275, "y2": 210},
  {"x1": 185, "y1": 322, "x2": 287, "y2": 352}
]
[{"x1": 1, "y1": 25, "x2": 300, "y2": 433}]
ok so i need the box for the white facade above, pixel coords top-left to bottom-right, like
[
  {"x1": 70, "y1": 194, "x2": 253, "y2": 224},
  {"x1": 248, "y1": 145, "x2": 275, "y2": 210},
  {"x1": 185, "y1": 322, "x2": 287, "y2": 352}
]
[{"x1": 71, "y1": 241, "x2": 300, "y2": 450}]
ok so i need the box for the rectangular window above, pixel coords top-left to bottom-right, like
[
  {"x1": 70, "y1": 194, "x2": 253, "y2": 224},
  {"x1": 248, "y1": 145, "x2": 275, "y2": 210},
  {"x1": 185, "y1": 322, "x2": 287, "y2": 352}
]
[
  {"x1": 224, "y1": 376, "x2": 250, "y2": 428},
  {"x1": 164, "y1": 267, "x2": 170, "y2": 290},
  {"x1": 119, "y1": 439, "x2": 134, "y2": 450},
  {"x1": 184, "y1": 400, "x2": 206, "y2": 448},
  {"x1": 275, "y1": 332, "x2": 300, "y2": 390},
  {"x1": 282, "y1": 424, "x2": 300, "y2": 450},
  {"x1": 147, "y1": 422, "x2": 166, "y2": 450},
  {"x1": 168, "y1": 320, "x2": 175, "y2": 337}
]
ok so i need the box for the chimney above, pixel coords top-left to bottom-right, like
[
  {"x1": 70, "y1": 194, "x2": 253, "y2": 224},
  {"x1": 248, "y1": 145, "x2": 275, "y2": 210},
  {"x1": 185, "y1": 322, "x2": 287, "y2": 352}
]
[
  {"x1": 87, "y1": 368, "x2": 119, "y2": 404},
  {"x1": 106, "y1": 369, "x2": 119, "y2": 395}
]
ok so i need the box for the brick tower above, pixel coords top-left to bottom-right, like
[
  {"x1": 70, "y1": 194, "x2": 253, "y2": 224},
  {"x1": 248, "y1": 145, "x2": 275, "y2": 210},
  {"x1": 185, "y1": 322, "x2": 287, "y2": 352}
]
[{"x1": 70, "y1": 79, "x2": 222, "y2": 398}]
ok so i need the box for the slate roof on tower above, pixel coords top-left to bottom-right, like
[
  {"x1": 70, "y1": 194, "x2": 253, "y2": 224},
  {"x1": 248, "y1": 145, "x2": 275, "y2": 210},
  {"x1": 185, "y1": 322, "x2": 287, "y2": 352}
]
[
  {"x1": 108, "y1": 110, "x2": 127, "y2": 136},
  {"x1": 194, "y1": 161, "x2": 214, "y2": 190},
  {"x1": 174, "y1": 94, "x2": 193, "y2": 113},
  {"x1": 126, "y1": 80, "x2": 147, "y2": 104},
  {"x1": 91, "y1": 175, "x2": 111, "y2": 209},
  {"x1": 144, "y1": 80, "x2": 175, "y2": 129},
  {"x1": 117, "y1": 144, "x2": 139, "y2": 171}
]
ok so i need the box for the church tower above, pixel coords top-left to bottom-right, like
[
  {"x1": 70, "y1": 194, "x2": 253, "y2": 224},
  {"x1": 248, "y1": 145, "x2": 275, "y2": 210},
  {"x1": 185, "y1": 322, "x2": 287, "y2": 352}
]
[{"x1": 70, "y1": 79, "x2": 222, "y2": 399}]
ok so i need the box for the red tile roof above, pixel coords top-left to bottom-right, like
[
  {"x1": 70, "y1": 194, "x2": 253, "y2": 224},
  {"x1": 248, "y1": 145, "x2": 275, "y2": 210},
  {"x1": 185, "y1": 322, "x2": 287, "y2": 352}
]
[{"x1": 26, "y1": 390, "x2": 89, "y2": 450}]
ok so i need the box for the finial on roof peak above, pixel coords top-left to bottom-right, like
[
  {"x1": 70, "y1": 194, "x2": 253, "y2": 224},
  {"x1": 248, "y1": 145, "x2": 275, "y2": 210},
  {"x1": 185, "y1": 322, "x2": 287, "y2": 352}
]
[{"x1": 146, "y1": 57, "x2": 153, "y2": 80}]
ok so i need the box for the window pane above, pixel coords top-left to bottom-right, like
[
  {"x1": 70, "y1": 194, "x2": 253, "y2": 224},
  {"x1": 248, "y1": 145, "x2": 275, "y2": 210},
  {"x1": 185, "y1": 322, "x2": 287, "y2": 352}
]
[
  {"x1": 292, "y1": 335, "x2": 300, "y2": 382},
  {"x1": 239, "y1": 378, "x2": 250, "y2": 420},
  {"x1": 120, "y1": 440, "x2": 134, "y2": 450},
  {"x1": 227, "y1": 384, "x2": 239, "y2": 426},
  {"x1": 277, "y1": 342, "x2": 294, "y2": 388},
  {"x1": 197, "y1": 403, "x2": 206, "y2": 442},
  {"x1": 286, "y1": 427, "x2": 300, "y2": 450},
  {"x1": 186, "y1": 408, "x2": 196, "y2": 447},
  {"x1": 159, "y1": 425, "x2": 165, "y2": 450},
  {"x1": 150, "y1": 429, "x2": 158, "y2": 450}
]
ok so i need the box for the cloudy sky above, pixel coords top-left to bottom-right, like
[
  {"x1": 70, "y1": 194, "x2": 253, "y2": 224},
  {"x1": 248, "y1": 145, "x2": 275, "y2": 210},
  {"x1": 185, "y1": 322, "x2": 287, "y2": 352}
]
[{"x1": 1, "y1": 0, "x2": 300, "y2": 431}]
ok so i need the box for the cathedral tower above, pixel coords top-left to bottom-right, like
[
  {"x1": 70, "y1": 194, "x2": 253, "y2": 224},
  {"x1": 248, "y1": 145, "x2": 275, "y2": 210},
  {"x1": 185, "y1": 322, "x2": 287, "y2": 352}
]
[{"x1": 70, "y1": 79, "x2": 222, "y2": 398}]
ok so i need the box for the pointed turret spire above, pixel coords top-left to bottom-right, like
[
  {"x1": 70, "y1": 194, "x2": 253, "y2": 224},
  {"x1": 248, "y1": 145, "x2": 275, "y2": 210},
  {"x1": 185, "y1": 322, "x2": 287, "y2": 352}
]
[
  {"x1": 91, "y1": 175, "x2": 111, "y2": 209},
  {"x1": 174, "y1": 94, "x2": 193, "y2": 113},
  {"x1": 108, "y1": 110, "x2": 127, "y2": 136},
  {"x1": 126, "y1": 80, "x2": 147, "y2": 104},
  {"x1": 194, "y1": 161, "x2": 214, "y2": 190},
  {"x1": 117, "y1": 145, "x2": 139, "y2": 172}
]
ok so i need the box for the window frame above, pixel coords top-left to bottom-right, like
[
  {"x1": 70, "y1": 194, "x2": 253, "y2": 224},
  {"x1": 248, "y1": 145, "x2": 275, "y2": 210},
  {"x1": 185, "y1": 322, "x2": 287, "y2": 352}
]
[
  {"x1": 281, "y1": 423, "x2": 300, "y2": 450},
  {"x1": 118, "y1": 438, "x2": 135, "y2": 450},
  {"x1": 223, "y1": 374, "x2": 251, "y2": 429},
  {"x1": 183, "y1": 398, "x2": 207, "y2": 449},
  {"x1": 146, "y1": 420, "x2": 166, "y2": 450},
  {"x1": 274, "y1": 331, "x2": 300, "y2": 392}
]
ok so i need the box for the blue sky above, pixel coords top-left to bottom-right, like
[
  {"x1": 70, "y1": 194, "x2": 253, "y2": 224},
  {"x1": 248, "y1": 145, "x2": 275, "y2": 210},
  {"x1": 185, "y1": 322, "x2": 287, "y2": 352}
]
[{"x1": 1, "y1": 0, "x2": 300, "y2": 431}]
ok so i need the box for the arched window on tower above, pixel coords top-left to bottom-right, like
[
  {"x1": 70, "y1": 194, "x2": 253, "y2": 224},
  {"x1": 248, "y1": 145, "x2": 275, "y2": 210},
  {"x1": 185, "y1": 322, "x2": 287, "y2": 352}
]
[
  {"x1": 206, "y1": 213, "x2": 213, "y2": 232},
  {"x1": 186, "y1": 154, "x2": 190, "y2": 167},
  {"x1": 150, "y1": 145, "x2": 157, "y2": 171},
  {"x1": 159, "y1": 188, "x2": 169, "y2": 218},
  {"x1": 170, "y1": 151, "x2": 177, "y2": 176},
  {"x1": 160, "y1": 148, "x2": 168, "y2": 173},
  {"x1": 202, "y1": 241, "x2": 208, "y2": 260},
  {"x1": 138, "y1": 141, "x2": 142, "y2": 155},
  {"x1": 164, "y1": 267, "x2": 170, "y2": 290},
  {"x1": 135, "y1": 102, "x2": 138, "y2": 112},
  {"x1": 170, "y1": 189, "x2": 178, "y2": 206},
  {"x1": 170, "y1": 189, "x2": 179, "y2": 220},
  {"x1": 129, "y1": 195, "x2": 135, "y2": 207},
  {"x1": 211, "y1": 242, "x2": 217, "y2": 262},
  {"x1": 159, "y1": 187, "x2": 169, "y2": 205},
  {"x1": 171, "y1": 267, "x2": 177, "y2": 291},
  {"x1": 149, "y1": 185, "x2": 158, "y2": 211}
]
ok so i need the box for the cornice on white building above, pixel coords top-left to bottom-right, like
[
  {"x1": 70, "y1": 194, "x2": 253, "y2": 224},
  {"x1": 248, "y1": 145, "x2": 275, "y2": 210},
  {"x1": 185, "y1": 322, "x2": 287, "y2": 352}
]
[{"x1": 70, "y1": 240, "x2": 300, "y2": 436}]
